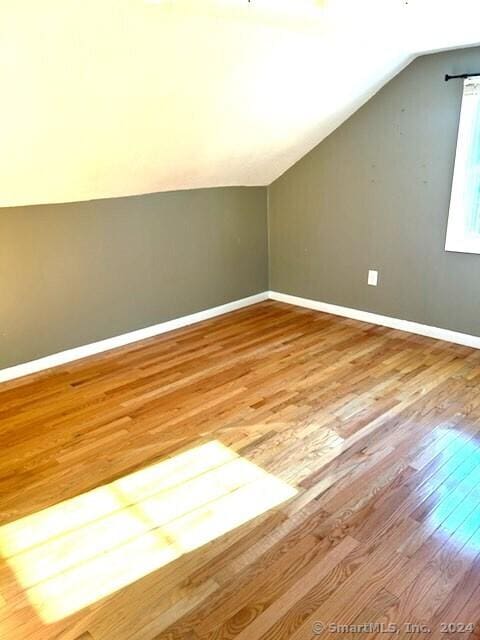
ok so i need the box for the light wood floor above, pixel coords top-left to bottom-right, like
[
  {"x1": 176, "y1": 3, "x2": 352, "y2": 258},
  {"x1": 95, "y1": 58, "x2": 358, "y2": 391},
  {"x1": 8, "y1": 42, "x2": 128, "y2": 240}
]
[{"x1": 1, "y1": 301, "x2": 480, "y2": 640}]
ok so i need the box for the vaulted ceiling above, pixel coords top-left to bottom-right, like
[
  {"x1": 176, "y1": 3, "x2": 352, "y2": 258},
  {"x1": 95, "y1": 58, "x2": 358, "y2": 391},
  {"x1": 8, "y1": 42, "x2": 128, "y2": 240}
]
[{"x1": 1, "y1": 0, "x2": 480, "y2": 207}]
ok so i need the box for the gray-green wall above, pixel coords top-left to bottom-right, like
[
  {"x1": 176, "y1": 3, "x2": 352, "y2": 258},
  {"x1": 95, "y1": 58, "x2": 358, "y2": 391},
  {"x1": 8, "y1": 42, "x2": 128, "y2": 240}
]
[
  {"x1": 1, "y1": 187, "x2": 267, "y2": 369},
  {"x1": 269, "y1": 46, "x2": 480, "y2": 337}
]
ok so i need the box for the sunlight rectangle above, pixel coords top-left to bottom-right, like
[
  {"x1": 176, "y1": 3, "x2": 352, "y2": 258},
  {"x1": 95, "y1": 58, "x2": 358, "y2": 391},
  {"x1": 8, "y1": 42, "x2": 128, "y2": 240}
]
[{"x1": 0, "y1": 441, "x2": 296, "y2": 623}]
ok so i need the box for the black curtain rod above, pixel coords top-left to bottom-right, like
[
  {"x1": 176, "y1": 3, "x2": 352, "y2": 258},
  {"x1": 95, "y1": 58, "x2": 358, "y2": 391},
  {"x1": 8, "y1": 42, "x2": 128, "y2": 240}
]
[{"x1": 445, "y1": 73, "x2": 480, "y2": 82}]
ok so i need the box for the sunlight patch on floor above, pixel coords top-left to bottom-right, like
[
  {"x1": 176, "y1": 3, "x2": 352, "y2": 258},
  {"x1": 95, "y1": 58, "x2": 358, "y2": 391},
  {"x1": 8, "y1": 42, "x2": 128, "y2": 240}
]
[
  {"x1": 427, "y1": 433, "x2": 480, "y2": 553},
  {"x1": 0, "y1": 441, "x2": 296, "y2": 623}
]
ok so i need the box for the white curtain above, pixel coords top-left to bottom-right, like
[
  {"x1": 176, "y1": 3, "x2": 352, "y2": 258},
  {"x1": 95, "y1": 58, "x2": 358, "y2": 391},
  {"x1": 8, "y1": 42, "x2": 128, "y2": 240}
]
[{"x1": 445, "y1": 77, "x2": 480, "y2": 254}]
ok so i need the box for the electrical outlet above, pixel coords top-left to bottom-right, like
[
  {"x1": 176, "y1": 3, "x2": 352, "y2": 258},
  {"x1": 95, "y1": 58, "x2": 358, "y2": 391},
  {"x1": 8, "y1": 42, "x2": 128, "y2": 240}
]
[{"x1": 368, "y1": 270, "x2": 378, "y2": 286}]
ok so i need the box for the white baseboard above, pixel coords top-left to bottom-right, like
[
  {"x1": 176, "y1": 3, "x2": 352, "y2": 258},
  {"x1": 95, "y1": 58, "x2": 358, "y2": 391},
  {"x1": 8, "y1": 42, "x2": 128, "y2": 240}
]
[
  {"x1": 4, "y1": 289, "x2": 478, "y2": 385},
  {"x1": 269, "y1": 291, "x2": 480, "y2": 350},
  {"x1": 0, "y1": 292, "x2": 269, "y2": 384}
]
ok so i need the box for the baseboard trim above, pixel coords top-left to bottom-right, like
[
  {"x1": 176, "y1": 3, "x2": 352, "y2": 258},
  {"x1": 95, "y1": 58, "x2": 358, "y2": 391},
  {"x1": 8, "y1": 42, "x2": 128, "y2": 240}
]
[
  {"x1": 4, "y1": 289, "x2": 478, "y2": 384},
  {"x1": 0, "y1": 292, "x2": 269, "y2": 384},
  {"x1": 269, "y1": 291, "x2": 480, "y2": 350}
]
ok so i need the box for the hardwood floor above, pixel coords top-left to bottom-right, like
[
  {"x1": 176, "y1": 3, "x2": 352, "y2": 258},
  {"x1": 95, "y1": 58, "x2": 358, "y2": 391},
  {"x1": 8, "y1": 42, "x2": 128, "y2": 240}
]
[{"x1": 1, "y1": 301, "x2": 480, "y2": 640}]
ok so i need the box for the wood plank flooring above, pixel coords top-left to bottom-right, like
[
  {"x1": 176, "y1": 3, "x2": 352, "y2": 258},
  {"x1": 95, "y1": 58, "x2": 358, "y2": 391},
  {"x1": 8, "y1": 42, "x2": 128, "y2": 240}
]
[{"x1": 1, "y1": 301, "x2": 480, "y2": 639}]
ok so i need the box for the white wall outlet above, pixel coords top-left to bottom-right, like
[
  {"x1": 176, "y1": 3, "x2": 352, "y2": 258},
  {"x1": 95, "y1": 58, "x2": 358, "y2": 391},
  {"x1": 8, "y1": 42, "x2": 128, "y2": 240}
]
[{"x1": 368, "y1": 270, "x2": 379, "y2": 286}]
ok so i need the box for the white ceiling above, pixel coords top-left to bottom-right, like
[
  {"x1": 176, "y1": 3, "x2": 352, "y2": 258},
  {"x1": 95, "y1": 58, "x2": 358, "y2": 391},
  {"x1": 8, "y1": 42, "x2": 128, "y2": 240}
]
[{"x1": 1, "y1": 0, "x2": 480, "y2": 207}]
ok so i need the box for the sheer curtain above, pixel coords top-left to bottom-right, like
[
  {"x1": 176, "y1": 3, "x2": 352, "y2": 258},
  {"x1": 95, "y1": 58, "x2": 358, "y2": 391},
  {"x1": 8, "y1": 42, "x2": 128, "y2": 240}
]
[{"x1": 445, "y1": 77, "x2": 480, "y2": 254}]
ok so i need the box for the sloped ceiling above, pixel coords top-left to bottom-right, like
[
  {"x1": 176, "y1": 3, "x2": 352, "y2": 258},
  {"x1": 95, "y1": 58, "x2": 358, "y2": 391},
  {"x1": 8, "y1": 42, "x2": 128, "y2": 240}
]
[{"x1": 1, "y1": 0, "x2": 480, "y2": 207}]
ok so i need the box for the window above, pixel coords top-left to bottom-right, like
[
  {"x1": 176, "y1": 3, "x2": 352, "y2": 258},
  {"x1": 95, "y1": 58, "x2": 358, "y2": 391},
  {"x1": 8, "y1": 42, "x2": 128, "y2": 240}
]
[{"x1": 445, "y1": 77, "x2": 480, "y2": 254}]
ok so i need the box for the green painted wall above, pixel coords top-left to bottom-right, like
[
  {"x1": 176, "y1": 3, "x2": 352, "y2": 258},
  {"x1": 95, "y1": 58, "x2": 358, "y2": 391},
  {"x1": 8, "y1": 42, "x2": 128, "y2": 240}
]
[
  {"x1": 269, "y1": 47, "x2": 480, "y2": 337},
  {"x1": 0, "y1": 187, "x2": 267, "y2": 369}
]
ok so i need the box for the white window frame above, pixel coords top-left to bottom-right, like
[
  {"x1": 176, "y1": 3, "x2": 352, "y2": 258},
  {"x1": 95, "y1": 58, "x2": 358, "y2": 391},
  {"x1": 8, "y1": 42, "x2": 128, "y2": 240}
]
[{"x1": 445, "y1": 77, "x2": 480, "y2": 254}]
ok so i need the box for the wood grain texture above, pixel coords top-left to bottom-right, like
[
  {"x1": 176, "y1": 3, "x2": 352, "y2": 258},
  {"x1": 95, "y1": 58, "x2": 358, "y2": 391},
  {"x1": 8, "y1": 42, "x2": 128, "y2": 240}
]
[{"x1": 1, "y1": 301, "x2": 480, "y2": 639}]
